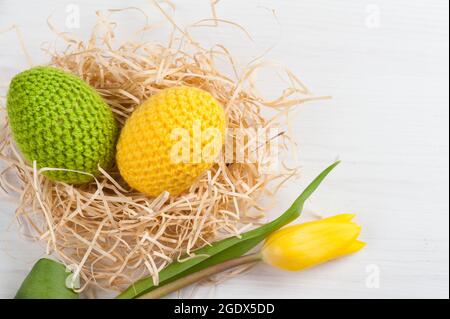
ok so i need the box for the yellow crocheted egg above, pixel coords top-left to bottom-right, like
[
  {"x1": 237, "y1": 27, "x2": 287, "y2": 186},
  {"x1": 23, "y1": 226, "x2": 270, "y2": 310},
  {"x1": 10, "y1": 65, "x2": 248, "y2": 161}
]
[{"x1": 117, "y1": 86, "x2": 226, "y2": 197}]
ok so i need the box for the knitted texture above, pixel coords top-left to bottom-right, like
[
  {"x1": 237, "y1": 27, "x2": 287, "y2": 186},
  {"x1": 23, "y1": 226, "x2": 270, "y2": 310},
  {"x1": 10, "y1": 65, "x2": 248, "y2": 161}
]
[
  {"x1": 117, "y1": 86, "x2": 226, "y2": 197},
  {"x1": 7, "y1": 66, "x2": 119, "y2": 184}
]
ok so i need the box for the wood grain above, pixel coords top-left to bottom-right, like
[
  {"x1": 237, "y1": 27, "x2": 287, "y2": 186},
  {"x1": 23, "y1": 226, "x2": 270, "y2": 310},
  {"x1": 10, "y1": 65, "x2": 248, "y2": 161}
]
[{"x1": 0, "y1": 0, "x2": 448, "y2": 298}]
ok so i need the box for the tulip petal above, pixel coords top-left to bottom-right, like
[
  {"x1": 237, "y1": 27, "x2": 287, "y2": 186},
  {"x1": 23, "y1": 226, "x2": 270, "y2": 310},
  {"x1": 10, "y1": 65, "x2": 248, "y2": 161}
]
[
  {"x1": 264, "y1": 214, "x2": 358, "y2": 248},
  {"x1": 262, "y1": 215, "x2": 364, "y2": 271},
  {"x1": 321, "y1": 214, "x2": 356, "y2": 223},
  {"x1": 337, "y1": 240, "x2": 366, "y2": 257}
]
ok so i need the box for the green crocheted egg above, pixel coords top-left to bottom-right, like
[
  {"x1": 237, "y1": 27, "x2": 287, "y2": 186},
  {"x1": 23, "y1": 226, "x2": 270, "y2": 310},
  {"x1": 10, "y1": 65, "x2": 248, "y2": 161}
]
[{"x1": 7, "y1": 66, "x2": 119, "y2": 184}]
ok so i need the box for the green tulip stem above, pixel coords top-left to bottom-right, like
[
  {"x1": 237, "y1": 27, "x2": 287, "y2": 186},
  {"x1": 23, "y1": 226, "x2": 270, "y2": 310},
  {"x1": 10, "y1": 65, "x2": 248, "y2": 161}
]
[{"x1": 139, "y1": 253, "x2": 262, "y2": 299}]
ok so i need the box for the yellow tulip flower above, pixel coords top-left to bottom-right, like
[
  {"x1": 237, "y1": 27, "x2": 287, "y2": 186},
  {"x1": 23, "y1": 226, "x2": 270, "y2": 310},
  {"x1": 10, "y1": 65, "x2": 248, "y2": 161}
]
[{"x1": 261, "y1": 214, "x2": 365, "y2": 271}]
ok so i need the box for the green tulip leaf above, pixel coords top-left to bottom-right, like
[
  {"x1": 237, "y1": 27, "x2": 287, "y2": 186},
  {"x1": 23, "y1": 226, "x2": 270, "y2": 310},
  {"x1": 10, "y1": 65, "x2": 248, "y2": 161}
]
[
  {"x1": 15, "y1": 258, "x2": 79, "y2": 299},
  {"x1": 117, "y1": 161, "x2": 340, "y2": 299}
]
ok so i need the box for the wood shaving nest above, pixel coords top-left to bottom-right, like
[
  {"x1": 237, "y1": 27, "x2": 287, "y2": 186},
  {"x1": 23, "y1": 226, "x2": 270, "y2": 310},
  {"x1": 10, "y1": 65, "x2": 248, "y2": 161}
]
[{"x1": 0, "y1": 4, "x2": 325, "y2": 293}]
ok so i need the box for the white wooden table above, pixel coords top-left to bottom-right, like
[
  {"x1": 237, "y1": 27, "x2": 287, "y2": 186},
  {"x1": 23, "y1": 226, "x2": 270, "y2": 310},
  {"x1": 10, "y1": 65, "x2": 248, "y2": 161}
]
[{"x1": 0, "y1": 0, "x2": 448, "y2": 299}]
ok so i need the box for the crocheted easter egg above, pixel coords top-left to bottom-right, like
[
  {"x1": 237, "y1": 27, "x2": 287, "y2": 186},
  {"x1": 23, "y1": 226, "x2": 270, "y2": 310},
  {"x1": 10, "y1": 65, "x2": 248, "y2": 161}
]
[
  {"x1": 7, "y1": 66, "x2": 119, "y2": 184},
  {"x1": 116, "y1": 86, "x2": 226, "y2": 197}
]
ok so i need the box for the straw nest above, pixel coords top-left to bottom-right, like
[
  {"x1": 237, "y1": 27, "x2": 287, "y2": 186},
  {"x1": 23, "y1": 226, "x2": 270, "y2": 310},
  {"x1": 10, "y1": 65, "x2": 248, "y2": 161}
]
[{"x1": 0, "y1": 3, "x2": 324, "y2": 292}]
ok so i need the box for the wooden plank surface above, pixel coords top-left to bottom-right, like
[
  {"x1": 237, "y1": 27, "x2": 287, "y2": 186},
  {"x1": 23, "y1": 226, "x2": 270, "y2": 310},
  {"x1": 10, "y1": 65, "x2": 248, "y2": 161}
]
[{"x1": 0, "y1": 0, "x2": 448, "y2": 298}]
